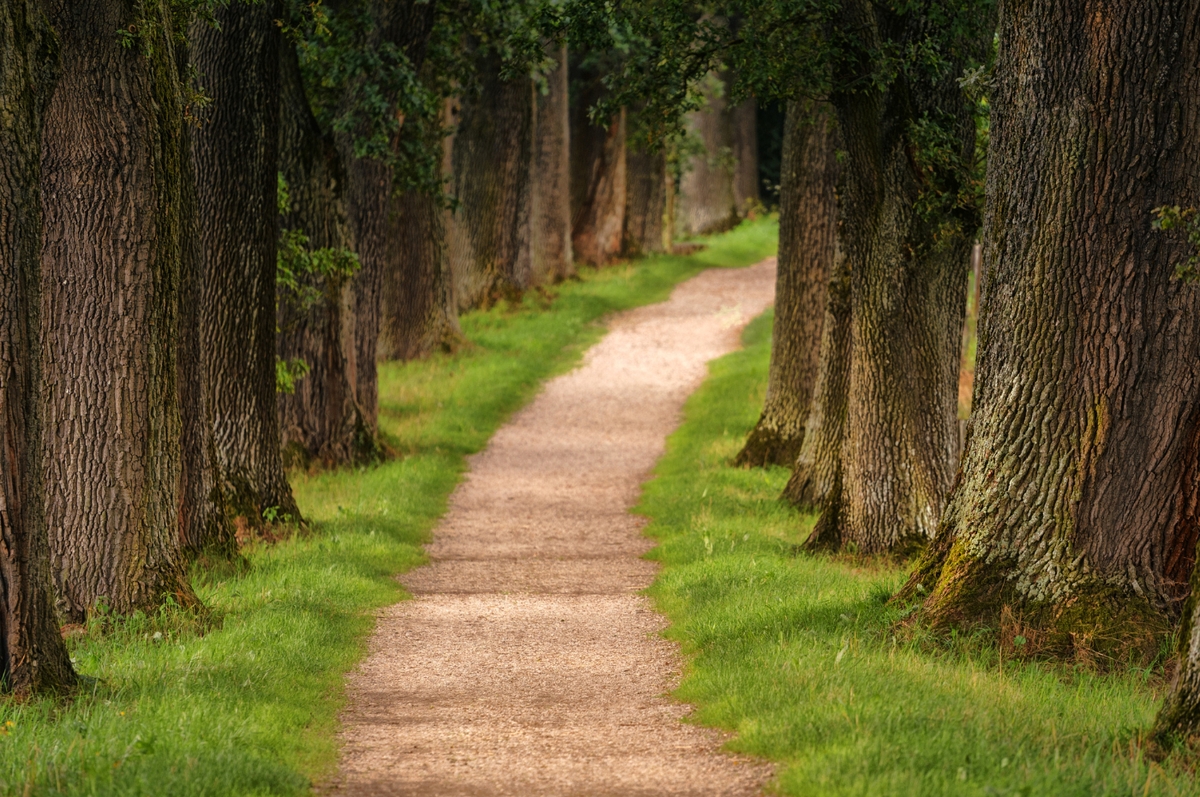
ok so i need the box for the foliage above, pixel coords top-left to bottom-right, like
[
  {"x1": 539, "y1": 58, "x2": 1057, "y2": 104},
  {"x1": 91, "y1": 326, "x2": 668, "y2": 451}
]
[
  {"x1": 0, "y1": 221, "x2": 776, "y2": 796},
  {"x1": 635, "y1": 309, "x2": 1193, "y2": 795},
  {"x1": 275, "y1": 357, "x2": 311, "y2": 395},
  {"x1": 1152, "y1": 205, "x2": 1200, "y2": 282}
]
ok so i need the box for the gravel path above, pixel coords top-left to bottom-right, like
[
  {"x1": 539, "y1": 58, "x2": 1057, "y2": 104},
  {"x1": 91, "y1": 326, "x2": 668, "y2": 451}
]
[{"x1": 331, "y1": 259, "x2": 777, "y2": 796}]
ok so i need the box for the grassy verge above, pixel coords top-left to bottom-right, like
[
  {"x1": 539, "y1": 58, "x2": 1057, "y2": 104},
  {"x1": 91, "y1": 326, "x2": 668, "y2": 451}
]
[
  {"x1": 0, "y1": 219, "x2": 776, "y2": 796},
  {"x1": 638, "y1": 309, "x2": 1194, "y2": 796}
]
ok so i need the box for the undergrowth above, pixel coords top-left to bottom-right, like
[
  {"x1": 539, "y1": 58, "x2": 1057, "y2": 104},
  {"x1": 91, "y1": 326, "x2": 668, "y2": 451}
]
[
  {"x1": 0, "y1": 220, "x2": 778, "y2": 796},
  {"x1": 638, "y1": 310, "x2": 1196, "y2": 796}
]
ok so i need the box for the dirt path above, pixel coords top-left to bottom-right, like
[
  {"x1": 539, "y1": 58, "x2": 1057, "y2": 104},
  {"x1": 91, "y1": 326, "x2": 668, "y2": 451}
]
[{"x1": 332, "y1": 259, "x2": 777, "y2": 796}]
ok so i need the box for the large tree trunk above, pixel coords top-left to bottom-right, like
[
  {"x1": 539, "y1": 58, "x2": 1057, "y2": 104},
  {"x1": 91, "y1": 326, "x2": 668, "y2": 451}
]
[
  {"x1": 623, "y1": 135, "x2": 667, "y2": 257},
  {"x1": 277, "y1": 42, "x2": 378, "y2": 466},
  {"x1": 908, "y1": 0, "x2": 1200, "y2": 665},
  {"x1": 529, "y1": 42, "x2": 574, "y2": 283},
  {"x1": 736, "y1": 101, "x2": 836, "y2": 467},
  {"x1": 790, "y1": 3, "x2": 981, "y2": 555},
  {"x1": 445, "y1": 63, "x2": 535, "y2": 308},
  {"x1": 0, "y1": 0, "x2": 77, "y2": 693},
  {"x1": 192, "y1": 1, "x2": 298, "y2": 523},
  {"x1": 675, "y1": 73, "x2": 738, "y2": 238},
  {"x1": 40, "y1": 0, "x2": 195, "y2": 619},
  {"x1": 731, "y1": 97, "x2": 758, "y2": 215}
]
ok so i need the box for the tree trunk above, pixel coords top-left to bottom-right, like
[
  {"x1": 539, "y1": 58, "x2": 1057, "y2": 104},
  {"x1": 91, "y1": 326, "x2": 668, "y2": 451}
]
[
  {"x1": 277, "y1": 41, "x2": 378, "y2": 466},
  {"x1": 789, "y1": 2, "x2": 981, "y2": 556},
  {"x1": 731, "y1": 97, "x2": 758, "y2": 214},
  {"x1": 40, "y1": 0, "x2": 195, "y2": 619},
  {"x1": 569, "y1": 84, "x2": 627, "y2": 266},
  {"x1": 676, "y1": 73, "x2": 737, "y2": 238},
  {"x1": 623, "y1": 139, "x2": 667, "y2": 257},
  {"x1": 0, "y1": 0, "x2": 77, "y2": 693},
  {"x1": 191, "y1": 0, "x2": 298, "y2": 522},
  {"x1": 342, "y1": 0, "x2": 439, "y2": 420},
  {"x1": 907, "y1": 0, "x2": 1200, "y2": 664},
  {"x1": 783, "y1": 241, "x2": 850, "y2": 551},
  {"x1": 445, "y1": 62, "x2": 535, "y2": 308},
  {"x1": 736, "y1": 101, "x2": 836, "y2": 468},
  {"x1": 530, "y1": 42, "x2": 574, "y2": 282}
]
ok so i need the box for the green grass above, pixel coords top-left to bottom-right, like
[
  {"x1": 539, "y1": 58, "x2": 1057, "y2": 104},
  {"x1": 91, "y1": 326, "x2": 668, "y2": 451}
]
[
  {"x1": 638, "y1": 309, "x2": 1196, "y2": 796},
  {"x1": 0, "y1": 219, "x2": 777, "y2": 796}
]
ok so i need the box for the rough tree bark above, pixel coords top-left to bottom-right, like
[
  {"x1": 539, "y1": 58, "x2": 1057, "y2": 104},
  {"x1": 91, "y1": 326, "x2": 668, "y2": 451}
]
[
  {"x1": 445, "y1": 61, "x2": 535, "y2": 308},
  {"x1": 906, "y1": 1, "x2": 1200, "y2": 665},
  {"x1": 792, "y1": 2, "x2": 980, "y2": 556},
  {"x1": 731, "y1": 97, "x2": 758, "y2": 214},
  {"x1": 192, "y1": 0, "x2": 298, "y2": 522},
  {"x1": 0, "y1": 0, "x2": 77, "y2": 693},
  {"x1": 675, "y1": 73, "x2": 737, "y2": 238},
  {"x1": 529, "y1": 42, "x2": 574, "y2": 283},
  {"x1": 277, "y1": 41, "x2": 377, "y2": 466},
  {"x1": 40, "y1": 0, "x2": 196, "y2": 618},
  {"x1": 736, "y1": 101, "x2": 837, "y2": 468},
  {"x1": 569, "y1": 56, "x2": 627, "y2": 266}
]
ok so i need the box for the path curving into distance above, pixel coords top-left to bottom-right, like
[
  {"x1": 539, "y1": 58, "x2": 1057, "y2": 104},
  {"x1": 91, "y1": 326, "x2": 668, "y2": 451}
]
[{"x1": 331, "y1": 259, "x2": 777, "y2": 796}]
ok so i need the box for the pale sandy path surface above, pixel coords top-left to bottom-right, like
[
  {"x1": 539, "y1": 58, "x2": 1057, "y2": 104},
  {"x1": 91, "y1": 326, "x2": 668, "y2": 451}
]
[{"x1": 329, "y1": 259, "x2": 777, "y2": 796}]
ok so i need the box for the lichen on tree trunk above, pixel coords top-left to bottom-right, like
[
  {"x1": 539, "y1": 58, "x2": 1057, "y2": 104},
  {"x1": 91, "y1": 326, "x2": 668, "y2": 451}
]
[
  {"x1": 41, "y1": 0, "x2": 197, "y2": 618},
  {"x1": 905, "y1": 0, "x2": 1200, "y2": 665},
  {"x1": 736, "y1": 100, "x2": 836, "y2": 468},
  {"x1": 0, "y1": 0, "x2": 77, "y2": 692},
  {"x1": 192, "y1": 0, "x2": 300, "y2": 523}
]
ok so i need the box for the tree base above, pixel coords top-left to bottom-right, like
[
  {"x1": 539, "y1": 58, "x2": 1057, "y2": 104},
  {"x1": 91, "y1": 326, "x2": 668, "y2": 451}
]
[{"x1": 734, "y1": 421, "x2": 803, "y2": 468}]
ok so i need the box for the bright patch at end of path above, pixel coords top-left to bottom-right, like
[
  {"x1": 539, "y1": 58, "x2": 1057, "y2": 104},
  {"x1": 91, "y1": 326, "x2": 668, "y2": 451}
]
[{"x1": 331, "y1": 259, "x2": 778, "y2": 796}]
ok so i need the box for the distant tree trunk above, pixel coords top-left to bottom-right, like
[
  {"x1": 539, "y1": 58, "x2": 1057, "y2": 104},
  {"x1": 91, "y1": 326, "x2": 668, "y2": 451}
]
[
  {"x1": 623, "y1": 137, "x2": 667, "y2": 257},
  {"x1": 0, "y1": 0, "x2": 77, "y2": 694},
  {"x1": 191, "y1": 0, "x2": 299, "y2": 522},
  {"x1": 676, "y1": 73, "x2": 737, "y2": 238},
  {"x1": 908, "y1": 0, "x2": 1200, "y2": 666},
  {"x1": 570, "y1": 92, "x2": 627, "y2": 265},
  {"x1": 736, "y1": 101, "x2": 836, "y2": 467},
  {"x1": 530, "y1": 42, "x2": 573, "y2": 282},
  {"x1": 276, "y1": 42, "x2": 377, "y2": 466},
  {"x1": 378, "y1": 187, "x2": 462, "y2": 361},
  {"x1": 40, "y1": 0, "x2": 196, "y2": 619},
  {"x1": 445, "y1": 62, "x2": 535, "y2": 308},
  {"x1": 731, "y1": 97, "x2": 758, "y2": 214},
  {"x1": 791, "y1": 2, "x2": 981, "y2": 556}
]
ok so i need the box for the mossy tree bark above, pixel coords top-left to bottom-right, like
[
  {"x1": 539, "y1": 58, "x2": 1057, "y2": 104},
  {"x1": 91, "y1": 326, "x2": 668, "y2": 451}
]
[
  {"x1": 277, "y1": 42, "x2": 378, "y2": 466},
  {"x1": 736, "y1": 101, "x2": 836, "y2": 468},
  {"x1": 445, "y1": 60, "x2": 535, "y2": 308},
  {"x1": 530, "y1": 42, "x2": 573, "y2": 283},
  {"x1": 789, "y1": 2, "x2": 982, "y2": 555},
  {"x1": 0, "y1": 0, "x2": 77, "y2": 693},
  {"x1": 40, "y1": 0, "x2": 196, "y2": 618},
  {"x1": 906, "y1": 0, "x2": 1200, "y2": 664}
]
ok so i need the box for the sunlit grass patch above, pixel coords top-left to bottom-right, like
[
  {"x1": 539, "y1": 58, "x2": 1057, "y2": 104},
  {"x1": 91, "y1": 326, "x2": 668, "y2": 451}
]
[
  {"x1": 638, "y1": 309, "x2": 1195, "y2": 796},
  {"x1": 0, "y1": 218, "x2": 777, "y2": 796}
]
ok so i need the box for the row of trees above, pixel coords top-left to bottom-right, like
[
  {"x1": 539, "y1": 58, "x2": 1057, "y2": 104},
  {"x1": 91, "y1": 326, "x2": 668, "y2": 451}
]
[
  {"x1": 0, "y1": 0, "x2": 763, "y2": 696},
  {"x1": 578, "y1": 0, "x2": 1200, "y2": 746}
]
